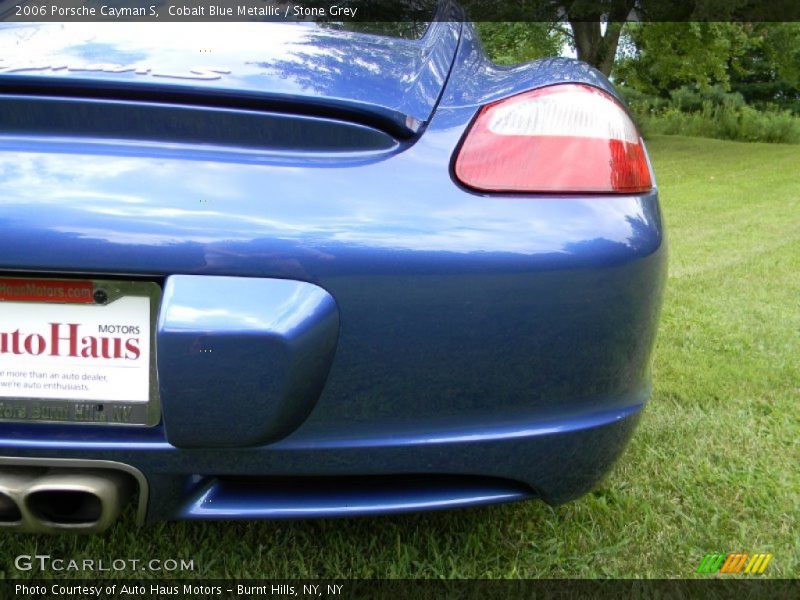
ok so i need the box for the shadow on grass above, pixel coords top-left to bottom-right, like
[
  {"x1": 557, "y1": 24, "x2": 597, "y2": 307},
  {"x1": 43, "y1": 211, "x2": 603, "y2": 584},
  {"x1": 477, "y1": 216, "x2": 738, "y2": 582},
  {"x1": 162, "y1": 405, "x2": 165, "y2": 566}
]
[{"x1": 3, "y1": 498, "x2": 578, "y2": 579}]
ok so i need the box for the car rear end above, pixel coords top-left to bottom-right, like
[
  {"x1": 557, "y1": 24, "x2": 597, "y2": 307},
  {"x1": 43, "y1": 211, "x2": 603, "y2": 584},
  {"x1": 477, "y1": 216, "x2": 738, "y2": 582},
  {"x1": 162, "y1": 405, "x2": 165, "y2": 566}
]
[{"x1": 0, "y1": 17, "x2": 665, "y2": 532}]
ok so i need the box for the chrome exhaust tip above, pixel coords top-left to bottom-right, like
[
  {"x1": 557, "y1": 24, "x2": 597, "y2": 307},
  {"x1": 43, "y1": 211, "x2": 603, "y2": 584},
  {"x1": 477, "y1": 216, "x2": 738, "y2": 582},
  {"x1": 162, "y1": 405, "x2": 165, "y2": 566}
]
[
  {"x1": 0, "y1": 467, "x2": 135, "y2": 534},
  {"x1": 25, "y1": 470, "x2": 134, "y2": 533},
  {"x1": 0, "y1": 467, "x2": 45, "y2": 531},
  {"x1": 0, "y1": 491, "x2": 22, "y2": 523}
]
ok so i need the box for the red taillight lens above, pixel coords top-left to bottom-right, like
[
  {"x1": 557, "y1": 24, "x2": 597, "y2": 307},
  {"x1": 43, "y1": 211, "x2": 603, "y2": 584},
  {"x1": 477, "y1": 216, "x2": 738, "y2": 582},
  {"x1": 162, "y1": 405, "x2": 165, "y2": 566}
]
[{"x1": 454, "y1": 84, "x2": 652, "y2": 194}]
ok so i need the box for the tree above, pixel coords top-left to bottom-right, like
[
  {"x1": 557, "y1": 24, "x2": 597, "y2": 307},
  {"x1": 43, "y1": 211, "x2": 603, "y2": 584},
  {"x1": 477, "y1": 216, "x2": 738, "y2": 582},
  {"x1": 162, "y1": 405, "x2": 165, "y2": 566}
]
[
  {"x1": 728, "y1": 23, "x2": 800, "y2": 112},
  {"x1": 476, "y1": 22, "x2": 569, "y2": 65},
  {"x1": 614, "y1": 22, "x2": 748, "y2": 94},
  {"x1": 562, "y1": 0, "x2": 637, "y2": 76}
]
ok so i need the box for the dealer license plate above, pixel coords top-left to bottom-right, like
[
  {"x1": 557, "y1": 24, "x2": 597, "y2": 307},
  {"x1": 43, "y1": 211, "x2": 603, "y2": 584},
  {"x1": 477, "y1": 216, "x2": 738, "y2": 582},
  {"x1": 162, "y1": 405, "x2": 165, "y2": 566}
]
[{"x1": 0, "y1": 277, "x2": 160, "y2": 426}]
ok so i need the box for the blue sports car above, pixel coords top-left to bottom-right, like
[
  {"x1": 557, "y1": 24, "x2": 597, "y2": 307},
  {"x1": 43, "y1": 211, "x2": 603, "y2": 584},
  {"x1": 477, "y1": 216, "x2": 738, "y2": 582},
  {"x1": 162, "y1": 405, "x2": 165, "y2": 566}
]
[{"x1": 0, "y1": 7, "x2": 665, "y2": 533}]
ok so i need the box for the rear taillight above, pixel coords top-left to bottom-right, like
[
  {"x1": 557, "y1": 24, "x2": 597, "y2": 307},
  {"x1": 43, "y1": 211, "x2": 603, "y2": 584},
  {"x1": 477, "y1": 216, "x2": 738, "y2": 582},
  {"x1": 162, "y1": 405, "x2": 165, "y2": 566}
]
[{"x1": 453, "y1": 84, "x2": 652, "y2": 194}]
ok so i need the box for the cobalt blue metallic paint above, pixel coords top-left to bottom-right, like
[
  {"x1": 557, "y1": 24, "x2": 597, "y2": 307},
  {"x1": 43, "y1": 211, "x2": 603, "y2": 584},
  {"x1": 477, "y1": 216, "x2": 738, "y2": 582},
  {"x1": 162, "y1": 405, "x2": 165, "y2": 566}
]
[
  {"x1": 0, "y1": 20, "x2": 461, "y2": 136},
  {"x1": 0, "y1": 14, "x2": 666, "y2": 522},
  {"x1": 158, "y1": 276, "x2": 340, "y2": 448},
  {"x1": 180, "y1": 476, "x2": 534, "y2": 519},
  {"x1": 0, "y1": 95, "x2": 401, "y2": 154}
]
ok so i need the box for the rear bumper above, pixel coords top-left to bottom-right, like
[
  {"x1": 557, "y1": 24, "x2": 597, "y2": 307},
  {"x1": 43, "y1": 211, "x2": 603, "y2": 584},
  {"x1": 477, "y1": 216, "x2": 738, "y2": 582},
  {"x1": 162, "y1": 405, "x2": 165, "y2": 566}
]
[
  {"x1": 0, "y1": 403, "x2": 642, "y2": 521},
  {"x1": 0, "y1": 185, "x2": 665, "y2": 520}
]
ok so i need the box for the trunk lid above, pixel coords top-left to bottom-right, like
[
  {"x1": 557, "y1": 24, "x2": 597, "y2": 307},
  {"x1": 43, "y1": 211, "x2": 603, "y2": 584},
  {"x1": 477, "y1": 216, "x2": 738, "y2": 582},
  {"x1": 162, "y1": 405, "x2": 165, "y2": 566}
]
[{"x1": 0, "y1": 21, "x2": 461, "y2": 137}]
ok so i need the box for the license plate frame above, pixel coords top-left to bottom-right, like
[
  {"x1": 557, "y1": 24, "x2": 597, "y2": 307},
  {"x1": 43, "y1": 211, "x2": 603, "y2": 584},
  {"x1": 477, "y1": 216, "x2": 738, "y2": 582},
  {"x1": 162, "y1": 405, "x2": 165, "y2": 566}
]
[{"x1": 0, "y1": 277, "x2": 161, "y2": 427}]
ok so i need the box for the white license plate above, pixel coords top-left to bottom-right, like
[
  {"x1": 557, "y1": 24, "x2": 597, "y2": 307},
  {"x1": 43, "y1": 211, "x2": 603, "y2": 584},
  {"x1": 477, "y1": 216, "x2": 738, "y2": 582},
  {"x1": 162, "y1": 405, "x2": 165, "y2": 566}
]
[{"x1": 0, "y1": 277, "x2": 160, "y2": 426}]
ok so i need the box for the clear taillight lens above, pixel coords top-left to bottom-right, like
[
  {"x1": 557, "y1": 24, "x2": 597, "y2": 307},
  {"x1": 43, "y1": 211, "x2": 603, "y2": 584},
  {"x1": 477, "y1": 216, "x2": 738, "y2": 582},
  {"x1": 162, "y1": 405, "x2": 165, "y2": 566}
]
[{"x1": 453, "y1": 84, "x2": 653, "y2": 194}]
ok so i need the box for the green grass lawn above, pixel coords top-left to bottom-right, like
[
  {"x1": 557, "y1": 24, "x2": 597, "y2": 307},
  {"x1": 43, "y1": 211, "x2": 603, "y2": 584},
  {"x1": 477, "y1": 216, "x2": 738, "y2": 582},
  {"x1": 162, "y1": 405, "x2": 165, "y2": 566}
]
[{"x1": 2, "y1": 136, "x2": 798, "y2": 579}]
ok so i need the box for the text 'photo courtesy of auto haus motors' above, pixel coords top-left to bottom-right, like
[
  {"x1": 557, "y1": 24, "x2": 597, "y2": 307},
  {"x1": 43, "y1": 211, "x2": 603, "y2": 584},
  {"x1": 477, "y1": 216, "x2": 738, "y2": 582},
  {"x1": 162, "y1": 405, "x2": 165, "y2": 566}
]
[{"x1": 0, "y1": 7, "x2": 665, "y2": 533}]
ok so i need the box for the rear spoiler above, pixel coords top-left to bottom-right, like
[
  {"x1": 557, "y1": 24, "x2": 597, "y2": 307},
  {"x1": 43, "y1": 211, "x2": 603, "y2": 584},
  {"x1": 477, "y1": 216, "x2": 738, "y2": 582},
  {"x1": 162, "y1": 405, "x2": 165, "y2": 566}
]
[{"x1": 0, "y1": 76, "x2": 422, "y2": 140}]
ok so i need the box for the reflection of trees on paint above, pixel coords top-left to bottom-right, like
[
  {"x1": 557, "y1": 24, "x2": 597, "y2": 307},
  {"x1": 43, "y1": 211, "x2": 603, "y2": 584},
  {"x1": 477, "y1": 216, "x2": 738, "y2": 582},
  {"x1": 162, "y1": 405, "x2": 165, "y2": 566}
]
[
  {"x1": 563, "y1": 214, "x2": 656, "y2": 259},
  {"x1": 245, "y1": 28, "x2": 446, "y2": 115},
  {"x1": 625, "y1": 214, "x2": 657, "y2": 253},
  {"x1": 322, "y1": 22, "x2": 430, "y2": 40},
  {"x1": 318, "y1": 0, "x2": 435, "y2": 36}
]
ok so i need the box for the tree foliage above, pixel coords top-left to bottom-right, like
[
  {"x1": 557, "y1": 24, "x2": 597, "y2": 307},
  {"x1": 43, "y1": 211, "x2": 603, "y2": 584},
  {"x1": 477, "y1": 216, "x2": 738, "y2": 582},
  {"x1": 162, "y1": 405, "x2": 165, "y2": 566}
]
[
  {"x1": 614, "y1": 22, "x2": 748, "y2": 93},
  {"x1": 474, "y1": 3, "x2": 800, "y2": 114},
  {"x1": 728, "y1": 23, "x2": 800, "y2": 112},
  {"x1": 476, "y1": 22, "x2": 569, "y2": 65},
  {"x1": 616, "y1": 22, "x2": 800, "y2": 112}
]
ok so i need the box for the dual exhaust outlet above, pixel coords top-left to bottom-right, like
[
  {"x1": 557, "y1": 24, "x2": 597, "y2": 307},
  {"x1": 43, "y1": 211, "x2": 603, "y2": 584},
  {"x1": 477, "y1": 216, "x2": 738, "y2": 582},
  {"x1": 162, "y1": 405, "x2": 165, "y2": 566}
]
[{"x1": 0, "y1": 467, "x2": 135, "y2": 534}]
